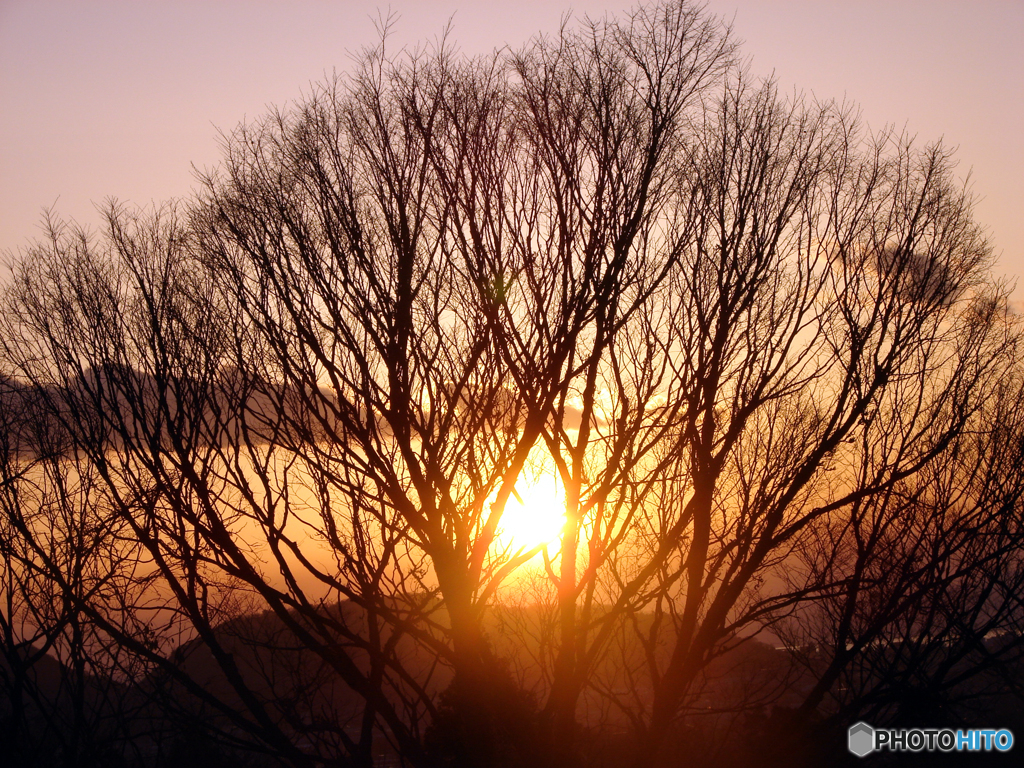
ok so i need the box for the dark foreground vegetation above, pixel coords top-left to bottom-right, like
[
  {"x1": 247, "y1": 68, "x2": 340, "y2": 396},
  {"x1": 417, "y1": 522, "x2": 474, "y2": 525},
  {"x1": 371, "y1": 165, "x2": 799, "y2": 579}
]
[{"x1": 2, "y1": 2, "x2": 1023, "y2": 765}]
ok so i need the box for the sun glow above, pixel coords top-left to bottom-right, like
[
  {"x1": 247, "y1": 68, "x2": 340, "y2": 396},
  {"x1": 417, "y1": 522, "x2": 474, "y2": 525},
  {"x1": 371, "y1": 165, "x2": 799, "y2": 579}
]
[{"x1": 497, "y1": 473, "x2": 566, "y2": 554}]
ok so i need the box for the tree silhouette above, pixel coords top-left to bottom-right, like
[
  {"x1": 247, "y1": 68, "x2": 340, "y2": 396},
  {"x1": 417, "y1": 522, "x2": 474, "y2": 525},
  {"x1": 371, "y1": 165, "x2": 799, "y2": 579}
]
[{"x1": 1, "y1": 3, "x2": 1022, "y2": 767}]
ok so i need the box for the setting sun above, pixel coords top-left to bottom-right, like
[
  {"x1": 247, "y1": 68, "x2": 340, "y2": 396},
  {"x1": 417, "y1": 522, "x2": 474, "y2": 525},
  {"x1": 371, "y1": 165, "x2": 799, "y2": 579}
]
[
  {"x1": 4, "y1": 1, "x2": 1020, "y2": 765},
  {"x1": 497, "y1": 474, "x2": 566, "y2": 553}
]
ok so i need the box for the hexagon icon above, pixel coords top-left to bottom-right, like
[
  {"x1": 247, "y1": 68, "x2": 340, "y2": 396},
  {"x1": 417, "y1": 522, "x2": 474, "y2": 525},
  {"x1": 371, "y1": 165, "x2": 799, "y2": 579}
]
[{"x1": 848, "y1": 722, "x2": 875, "y2": 757}]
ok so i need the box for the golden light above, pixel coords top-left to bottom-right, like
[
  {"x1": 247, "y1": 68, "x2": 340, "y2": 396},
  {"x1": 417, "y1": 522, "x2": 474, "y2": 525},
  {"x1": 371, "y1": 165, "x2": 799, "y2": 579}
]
[{"x1": 496, "y1": 473, "x2": 566, "y2": 554}]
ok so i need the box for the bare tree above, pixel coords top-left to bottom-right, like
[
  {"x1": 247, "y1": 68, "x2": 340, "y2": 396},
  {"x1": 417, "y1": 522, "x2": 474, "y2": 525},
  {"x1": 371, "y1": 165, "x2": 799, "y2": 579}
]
[
  {"x1": 0, "y1": 296, "x2": 161, "y2": 767},
  {"x1": 1, "y1": 3, "x2": 1020, "y2": 768},
  {"x1": 594, "y1": 83, "x2": 1015, "y2": 764},
  {"x1": 764, "y1": 347, "x2": 1024, "y2": 762}
]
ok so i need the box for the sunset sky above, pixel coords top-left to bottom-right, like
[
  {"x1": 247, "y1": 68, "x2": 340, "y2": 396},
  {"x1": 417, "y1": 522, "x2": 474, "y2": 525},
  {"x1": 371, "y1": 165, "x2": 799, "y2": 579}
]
[{"x1": 2, "y1": 0, "x2": 1021, "y2": 282}]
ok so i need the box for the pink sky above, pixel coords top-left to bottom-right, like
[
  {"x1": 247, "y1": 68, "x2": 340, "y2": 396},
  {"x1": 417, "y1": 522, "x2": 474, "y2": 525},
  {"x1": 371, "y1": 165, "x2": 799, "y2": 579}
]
[{"x1": 2, "y1": 1, "x2": 1021, "y2": 282}]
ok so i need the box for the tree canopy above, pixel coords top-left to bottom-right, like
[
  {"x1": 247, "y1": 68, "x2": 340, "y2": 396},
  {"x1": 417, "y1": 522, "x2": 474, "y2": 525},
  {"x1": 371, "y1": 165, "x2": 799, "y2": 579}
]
[{"x1": 2, "y1": 3, "x2": 1022, "y2": 767}]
